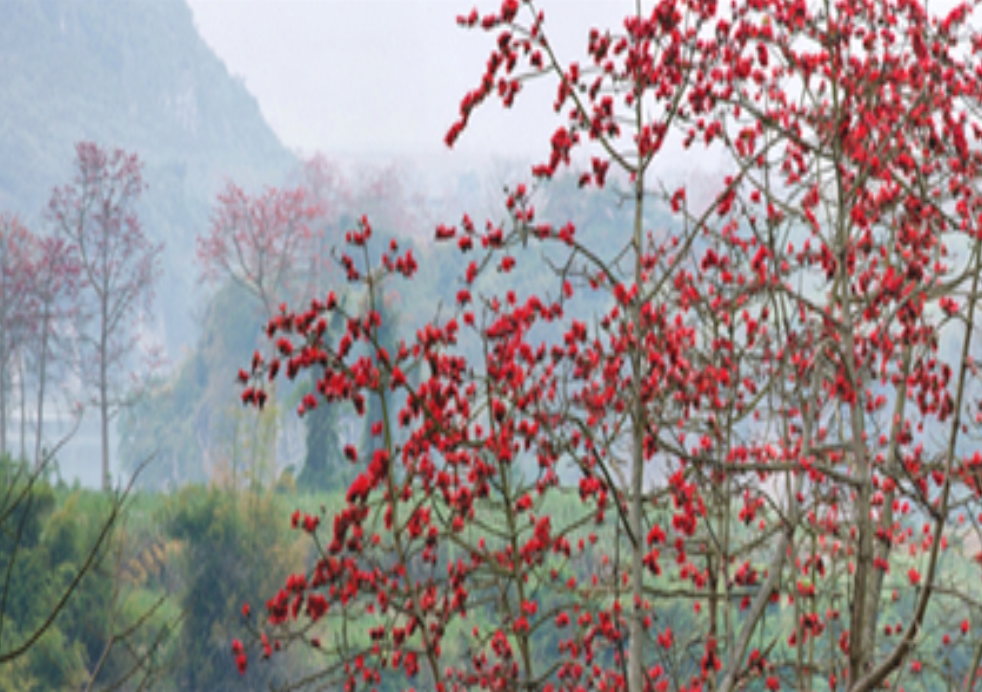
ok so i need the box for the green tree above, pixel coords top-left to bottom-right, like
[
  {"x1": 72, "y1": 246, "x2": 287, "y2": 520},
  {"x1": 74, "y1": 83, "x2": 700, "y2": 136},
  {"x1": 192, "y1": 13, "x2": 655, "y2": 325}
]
[
  {"x1": 0, "y1": 453, "x2": 172, "y2": 690},
  {"x1": 166, "y1": 484, "x2": 302, "y2": 690},
  {"x1": 119, "y1": 281, "x2": 263, "y2": 489},
  {"x1": 297, "y1": 379, "x2": 346, "y2": 493}
]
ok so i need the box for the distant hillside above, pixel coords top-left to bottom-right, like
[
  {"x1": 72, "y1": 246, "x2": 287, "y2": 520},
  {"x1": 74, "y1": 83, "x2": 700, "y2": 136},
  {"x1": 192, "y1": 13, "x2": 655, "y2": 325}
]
[{"x1": 0, "y1": 0, "x2": 296, "y2": 352}]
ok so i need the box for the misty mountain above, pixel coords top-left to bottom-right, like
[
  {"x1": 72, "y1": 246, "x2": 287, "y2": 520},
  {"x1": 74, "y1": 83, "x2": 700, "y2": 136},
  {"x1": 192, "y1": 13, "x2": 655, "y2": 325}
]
[{"x1": 0, "y1": 0, "x2": 296, "y2": 353}]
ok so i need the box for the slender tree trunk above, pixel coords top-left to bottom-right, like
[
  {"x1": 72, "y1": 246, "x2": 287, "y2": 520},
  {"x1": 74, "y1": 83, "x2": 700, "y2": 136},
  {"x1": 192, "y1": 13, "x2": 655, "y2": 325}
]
[
  {"x1": 34, "y1": 306, "x2": 51, "y2": 472},
  {"x1": 101, "y1": 375, "x2": 109, "y2": 491},
  {"x1": 100, "y1": 309, "x2": 110, "y2": 492},
  {"x1": 860, "y1": 349, "x2": 910, "y2": 658},
  {"x1": 18, "y1": 354, "x2": 26, "y2": 462},
  {"x1": 0, "y1": 361, "x2": 6, "y2": 459},
  {"x1": 627, "y1": 154, "x2": 646, "y2": 692},
  {"x1": 0, "y1": 273, "x2": 6, "y2": 460}
]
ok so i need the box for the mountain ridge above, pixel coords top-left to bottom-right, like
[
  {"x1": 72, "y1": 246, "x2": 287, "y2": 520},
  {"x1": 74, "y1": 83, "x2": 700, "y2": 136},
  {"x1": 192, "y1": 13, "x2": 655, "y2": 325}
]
[{"x1": 0, "y1": 0, "x2": 296, "y2": 353}]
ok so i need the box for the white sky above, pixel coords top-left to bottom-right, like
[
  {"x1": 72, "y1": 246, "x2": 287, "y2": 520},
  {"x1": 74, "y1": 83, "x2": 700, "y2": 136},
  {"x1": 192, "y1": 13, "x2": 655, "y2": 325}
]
[{"x1": 185, "y1": 1, "x2": 628, "y2": 162}]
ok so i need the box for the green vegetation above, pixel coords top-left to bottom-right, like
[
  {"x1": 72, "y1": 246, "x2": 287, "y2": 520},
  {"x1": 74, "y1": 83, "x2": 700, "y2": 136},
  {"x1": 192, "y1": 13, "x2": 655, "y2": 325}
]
[
  {"x1": 5, "y1": 443, "x2": 982, "y2": 690},
  {"x1": 165, "y1": 484, "x2": 306, "y2": 690},
  {"x1": 0, "y1": 455, "x2": 175, "y2": 690},
  {"x1": 0, "y1": 451, "x2": 329, "y2": 690},
  {"x1": 119, "y1": 282, "x2": 265, "y2": 489}
]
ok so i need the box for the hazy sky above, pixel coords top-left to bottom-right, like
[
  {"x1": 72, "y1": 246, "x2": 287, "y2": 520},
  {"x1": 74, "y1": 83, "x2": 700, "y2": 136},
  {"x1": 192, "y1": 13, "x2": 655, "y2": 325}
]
[{"x1": 185, "y1": 1, "x2": 627, "y2": 161}]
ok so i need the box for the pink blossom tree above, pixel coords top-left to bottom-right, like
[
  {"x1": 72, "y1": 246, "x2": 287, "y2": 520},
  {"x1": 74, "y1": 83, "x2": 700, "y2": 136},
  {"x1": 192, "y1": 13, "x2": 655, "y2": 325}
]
[
  {"x1": 197, "y1": 182, "x2": 323, "y2": 318},
  {"x1": 0, "y1": 215, "x2": 35, "y2": 459},
  {"x1": 48, "y1": 142, "x2": 162, "y2": 491},
  {"x1": 298, "y1": 155, "x2": 350, "y2": 299},
  {"x1": 26, "y1": 235, "x2": 80, "y2": 470}
]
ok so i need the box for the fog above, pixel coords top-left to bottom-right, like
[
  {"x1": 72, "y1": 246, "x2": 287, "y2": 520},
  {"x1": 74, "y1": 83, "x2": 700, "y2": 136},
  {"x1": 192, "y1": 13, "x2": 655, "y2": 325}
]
[
  {"x1": 1, "y1": 0, "x2": 720, "y2": 488},
  {"x1": 186, "y1": 0, "x2": 630, "y2": 161}
]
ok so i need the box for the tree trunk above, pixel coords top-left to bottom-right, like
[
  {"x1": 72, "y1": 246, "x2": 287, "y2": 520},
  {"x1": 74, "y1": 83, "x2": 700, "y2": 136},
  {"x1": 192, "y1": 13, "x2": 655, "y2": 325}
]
[
  {"x1": 627, "y1": 151, "x2": 646, "y2": 692},
  {"x1": 100, "y1": 315, "x2": 110, "y2": 492},
  {"x1": 34, "y1": 306, "x2": 51, "y2": 472},
  {"x1": 18, "y1": 354, "x2": 26, "y2": 462},
  {"x1": 0, "y1": 362, "x2": 6, "y2": 459},
  {"x1": 101, "y1": 378, "x2": 109, "y2": 491}
]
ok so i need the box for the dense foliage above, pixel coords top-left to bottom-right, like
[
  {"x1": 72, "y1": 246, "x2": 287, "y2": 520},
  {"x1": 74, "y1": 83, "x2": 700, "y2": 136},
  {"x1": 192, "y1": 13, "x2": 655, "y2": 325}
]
[
  {"x1": 0, "y1": 452, "x2": 328, "y2": 691},
  {"x1": 0, "y1": 455, "x2": 173, "y2": 690}
]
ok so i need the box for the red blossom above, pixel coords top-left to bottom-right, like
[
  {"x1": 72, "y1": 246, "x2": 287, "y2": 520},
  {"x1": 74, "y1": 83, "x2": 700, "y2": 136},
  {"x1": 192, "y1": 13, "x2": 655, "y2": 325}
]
[{"x1": 232, "y1": 0, "x2": 982, "y2": 689}]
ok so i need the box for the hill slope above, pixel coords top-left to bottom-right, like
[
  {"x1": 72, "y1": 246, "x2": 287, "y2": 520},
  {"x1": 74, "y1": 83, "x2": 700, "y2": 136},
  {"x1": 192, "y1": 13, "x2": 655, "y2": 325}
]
[{"x1": 0, "y1": 0, "x2": 295, "y2": 352}]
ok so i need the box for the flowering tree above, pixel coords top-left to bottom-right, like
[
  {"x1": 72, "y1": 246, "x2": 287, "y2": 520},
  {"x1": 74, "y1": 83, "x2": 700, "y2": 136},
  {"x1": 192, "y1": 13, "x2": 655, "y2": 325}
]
[
  {"x1": 197, "y1": 182, "x2": 327, "y2": 487},
  {"x1": 48, "y1": 142, "x2": 162, "y2": 492},
  {"x1": 0, "y1": 215, "x2": 35, "y2": 459},
  {"x1": 197, "y1": 182, "x2": 323, "y2": 318},
  {"x1": 298, "y1": 155, "x2": 350, "y2": 299},
  {"x1": 236, "y1": 1, "x2": 982, "y2": 690},
  {"x1": 26, "y1": 235, "x2": 80, "y2": 470}
]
